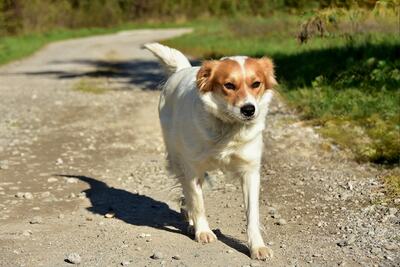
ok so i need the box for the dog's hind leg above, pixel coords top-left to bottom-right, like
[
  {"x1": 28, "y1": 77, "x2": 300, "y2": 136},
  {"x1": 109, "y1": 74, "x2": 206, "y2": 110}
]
[{"x1": 180, "y1": 174, "x2": 217, "y2": 244}]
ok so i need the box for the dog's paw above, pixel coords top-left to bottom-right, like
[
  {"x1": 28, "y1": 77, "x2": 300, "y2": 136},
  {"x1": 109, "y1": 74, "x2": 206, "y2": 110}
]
[
  {"x1": 250, "y1": 246, "x2": 273, "y2": 260},
  {"x1": 195, "y1": 230, "x2": 217, "y2": 244}
]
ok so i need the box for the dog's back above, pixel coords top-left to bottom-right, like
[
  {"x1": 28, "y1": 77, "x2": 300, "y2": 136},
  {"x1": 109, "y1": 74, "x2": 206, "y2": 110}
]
[{"x1": 144, "y1": 43, "x2": 200, "y2": 175}]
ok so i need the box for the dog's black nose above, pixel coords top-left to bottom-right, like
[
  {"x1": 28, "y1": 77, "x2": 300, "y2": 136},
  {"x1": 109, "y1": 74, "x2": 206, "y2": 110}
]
[{"x1": 240, "y1": 104, "x2": 255, "y2": 117}]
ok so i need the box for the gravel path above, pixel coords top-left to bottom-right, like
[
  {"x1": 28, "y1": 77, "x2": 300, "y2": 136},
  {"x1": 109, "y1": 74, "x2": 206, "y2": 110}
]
[{"x1": 0, "y1": 29, "x2": 398, "y2": 267}]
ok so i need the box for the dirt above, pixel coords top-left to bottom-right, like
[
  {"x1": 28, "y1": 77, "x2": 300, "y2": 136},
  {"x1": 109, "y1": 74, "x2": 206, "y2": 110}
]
[{"x1": 0, "y1": 29, "x2": 399, "y2": 267}]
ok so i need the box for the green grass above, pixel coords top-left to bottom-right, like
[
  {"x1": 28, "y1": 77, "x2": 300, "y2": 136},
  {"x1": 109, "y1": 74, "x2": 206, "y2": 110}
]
[
  {"x1": 72, "y1": 79, "x2": 108, "y2": 94},
  {"x1": 0, "y1": 21, "x2": 190, "y2": 66},
  {"x1": 163, "y1": 13, "x2": 400, "y2": 166},
  {"x1": 383, "y1": 173, "x2": 400, "y2": 202}
]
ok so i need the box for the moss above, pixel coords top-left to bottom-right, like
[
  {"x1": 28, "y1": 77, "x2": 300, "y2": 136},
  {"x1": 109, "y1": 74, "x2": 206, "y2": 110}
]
[{"x1": 73, "y1": 79, "x2": 108, "y2": 94}]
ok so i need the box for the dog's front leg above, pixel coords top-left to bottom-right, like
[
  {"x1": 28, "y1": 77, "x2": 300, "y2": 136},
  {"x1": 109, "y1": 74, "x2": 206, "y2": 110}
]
[
  {"x1": 181, "y1": 178, "x2": 217, "y2": 243},
  {"x1": 241, "y1": 168, "x2": 273, "y2": 260}
]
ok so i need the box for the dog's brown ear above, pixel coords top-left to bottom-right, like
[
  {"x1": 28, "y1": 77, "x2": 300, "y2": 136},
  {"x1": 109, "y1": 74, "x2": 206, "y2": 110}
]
[
  {"x1": 196, "y1": 60, "x2": 218, "y2": 92},
  {"x1": 258, "y1": 57, "x2": 277, "y2": 89}
]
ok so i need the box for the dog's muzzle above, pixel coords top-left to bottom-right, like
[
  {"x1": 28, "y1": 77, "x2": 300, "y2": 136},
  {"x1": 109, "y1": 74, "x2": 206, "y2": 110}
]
[{"x1": 240, "y1": 104, "x2": 256, "y2": 118}]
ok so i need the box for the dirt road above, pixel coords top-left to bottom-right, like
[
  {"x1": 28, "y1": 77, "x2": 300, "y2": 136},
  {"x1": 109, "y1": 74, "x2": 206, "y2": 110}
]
[{"x1": 0, "y1": 29, "x2": 398, "y2": 267}]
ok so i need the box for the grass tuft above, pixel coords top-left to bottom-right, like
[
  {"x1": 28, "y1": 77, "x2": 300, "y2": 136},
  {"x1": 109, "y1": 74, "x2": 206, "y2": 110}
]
[
  {"x1": 382, "y1": 173, "x2": 400, "y2": 203},
  {"x1": 73, "y1": 79, "x2": 108, "y2": 94}
]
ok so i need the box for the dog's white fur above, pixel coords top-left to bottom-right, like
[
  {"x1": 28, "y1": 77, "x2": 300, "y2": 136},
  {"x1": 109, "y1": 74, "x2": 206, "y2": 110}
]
[{"x1": 144, "y1": 43, "x2": 274, "y2": 260}]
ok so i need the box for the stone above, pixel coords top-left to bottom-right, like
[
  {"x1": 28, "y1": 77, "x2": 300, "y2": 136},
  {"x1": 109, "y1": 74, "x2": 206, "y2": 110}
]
[
  {"x1": 66, "y1": 178, "x2": 78, "y2": 184},
  {"x1": 29, "y1": 216, "x2": 43, "y2": 224},
  {"x1": 22, "y1": 230, "x2": 32, "y2": 236},
  {"x1": 388, "y1": 208, "x2": 398, "y2": 216},
  {"x1": 172, "y1": 255, "x2": 181, "y2": 260},
  {"x1": 65, "y1": 253, "x2": 81, "y2": 264},
  {"x1": 41, "y1": 191, "x2": 51, "y2": 197},
  {"x1": 267, "y1": 207, "x2": 277, "y2": 215},
  {"x1": 23, "y1": 192, "x2": 33, "y2": 199},
  {"x1": 15, "y1": 192, "x2": 24, "y2": 198},
  {"x1": 383, "y1": 243, "x2": 397, "y2": 251},
  {"x1": 150, "y1": 252, "x2": 164, "y2": 260},
  {"x1": 277, "y1": 219, "x2": 287, "y2": 225}
]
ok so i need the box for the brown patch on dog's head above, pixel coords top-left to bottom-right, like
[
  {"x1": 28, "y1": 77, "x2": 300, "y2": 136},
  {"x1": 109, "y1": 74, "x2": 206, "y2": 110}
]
[
  {"x1": 196, "y1": 57, "x2": 277, "y2": 106},
  {"x1": 196, "y1": 60, "x2": 219, "y2": 92},
  {"x1": 256, "y1": 57, "x2": 277, "y2": 89}
]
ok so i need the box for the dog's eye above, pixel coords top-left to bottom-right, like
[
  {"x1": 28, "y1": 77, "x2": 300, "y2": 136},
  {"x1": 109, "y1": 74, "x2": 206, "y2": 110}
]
[
  {"x1": 251, "y1": 81, "x2": 261, "y2": 88},
  {"x1": 224, "y1": 83, "x2": 236, "y2": 90}
]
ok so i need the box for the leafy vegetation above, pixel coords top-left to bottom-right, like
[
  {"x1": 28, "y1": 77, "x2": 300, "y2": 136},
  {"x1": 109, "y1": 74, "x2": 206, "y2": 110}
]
[
  {"x1": 163, "y1": 6, "x2": 400, "y2": 165},
  {"x1": 0, "y1": 0, "x2": 386, "y2": 35}
]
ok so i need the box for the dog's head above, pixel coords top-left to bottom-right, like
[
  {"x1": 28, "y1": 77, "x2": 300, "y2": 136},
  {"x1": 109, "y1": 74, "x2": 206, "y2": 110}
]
[{"x1": 196, "y1": 56, "x2": 276, "y2": 123}]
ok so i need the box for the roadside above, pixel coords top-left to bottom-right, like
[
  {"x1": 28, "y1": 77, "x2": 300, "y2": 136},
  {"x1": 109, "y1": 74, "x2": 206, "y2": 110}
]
[{"x1": 0, "y1": 29, "x2": 399, "y2": 267}]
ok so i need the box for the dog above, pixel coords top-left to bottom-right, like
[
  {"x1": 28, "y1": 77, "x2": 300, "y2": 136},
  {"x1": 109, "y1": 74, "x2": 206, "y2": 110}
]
[{"x1": 144, "y1": 43, "x2": 276, "y2": 260}]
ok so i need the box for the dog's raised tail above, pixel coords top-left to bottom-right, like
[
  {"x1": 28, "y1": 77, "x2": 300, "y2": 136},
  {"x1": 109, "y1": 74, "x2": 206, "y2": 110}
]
[{"x1": 143, "y1": 43, "x2": 191, "y2": 75}]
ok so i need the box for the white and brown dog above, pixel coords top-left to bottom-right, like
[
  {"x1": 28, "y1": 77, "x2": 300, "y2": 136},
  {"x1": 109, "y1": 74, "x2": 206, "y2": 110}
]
[{"x1": 144, "y1": 43, "x2": 276, "y2": 260}]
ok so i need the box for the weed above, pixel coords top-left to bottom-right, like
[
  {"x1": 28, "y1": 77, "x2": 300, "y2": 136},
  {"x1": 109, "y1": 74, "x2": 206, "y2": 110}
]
[{"x1": 73, "y1": 79, "x2": 108, "y2": 94}]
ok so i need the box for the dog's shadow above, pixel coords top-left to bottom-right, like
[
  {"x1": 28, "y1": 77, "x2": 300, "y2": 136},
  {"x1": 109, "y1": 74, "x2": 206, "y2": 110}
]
[{"x1": 58, "y1": 175, "x2": 249, "y2": 256}]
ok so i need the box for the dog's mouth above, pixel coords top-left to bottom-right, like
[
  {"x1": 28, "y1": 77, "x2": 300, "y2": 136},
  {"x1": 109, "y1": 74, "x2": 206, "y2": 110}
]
[{"x1": 224, "y1": 110, "x2": 258, "y2": 124}]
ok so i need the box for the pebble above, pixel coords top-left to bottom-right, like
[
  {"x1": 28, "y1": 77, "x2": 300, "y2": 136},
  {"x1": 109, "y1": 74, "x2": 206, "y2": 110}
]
[
  {"x1": 0, "y1": 160, "x2": 9, "y2": 170},
  {"x1": 104, "y1": 212, "x2": 115, "y2": 218},
  {"x1": 271, "y1": 214, "x2": 281, "y2": 219},
  {"x1": 138, "y1": 233, "x2": 151, "y2": 238},
  {"x1": 388, "y1": 208, "x2": 398, "y2": 216},
  {"x1": 172, "y1": 255, "x2": 181, "y2": 260},
  {"x1": 121, "y1": 261, "x2": 131, "y2": 266},
  {"x1": 41, "y1": 191, "x2": 51, "y2": 197},
  {"x1": 383, "y1": 243, "x2": 397, "y2": 251},
  {"x1": 65, "y1": 253, "x2": 81, "y2": 264},
  {"x1": 47, "y1": 178, "x2": 58, "y2": 183},
  {"x1": 29, "y1": 216, "x2": 43, "y2": 224},
  {"x1": 370, "y1": 247, "x2": 382, "y2": 255},
  {"x1": 66, "y1": 178, "x2": 78, "y2": 184},
  {"x1": 22, "y1": 230, "x2": 32, "y2": 236},
  {"x1": 15, "y1": 192, "x2": 25, "y2": 198},
  {"x1": 24, "y1": 192, "x2": 33, "y2": 199},
  {"x1": 15, "y1": 192, "x2": 34, "y2": 199},
  {"x1": 267, "y1": 207, "x2": 277, "y2": 215},
  {"x1": 227, "y1": 249, "x2": 234, "y2": 254},
  {"x1": 277, "y1": 219, "x2": 287, "y2": 225},
  {"x1": 337, "y1": 234, "x2": 356, "y2": 247},
  {"x1": 150, "y1": 251, "x2": 164, "y2": 260}
]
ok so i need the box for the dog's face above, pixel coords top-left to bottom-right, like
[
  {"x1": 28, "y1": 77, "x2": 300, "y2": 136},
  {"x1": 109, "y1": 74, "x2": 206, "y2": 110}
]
[{"x1": 196, "y1": 56, "x2": 276, "y2": 123}]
